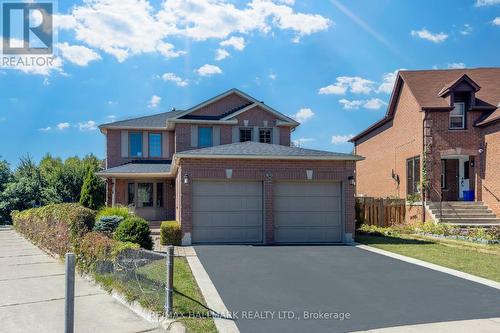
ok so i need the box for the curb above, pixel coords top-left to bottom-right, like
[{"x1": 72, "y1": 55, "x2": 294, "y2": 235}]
[{"x1": 354, "y1": 242, "x2": 500, "y2": 290}]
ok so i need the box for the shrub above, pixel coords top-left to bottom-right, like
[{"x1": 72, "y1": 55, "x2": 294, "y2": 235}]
[
  {"x1": 96, "y1": 206, "x2": 131, "y2": 221},
  {"x1": 79, "y1": 167, "x2": 105, "y2": 210},
  {"x1": 487, "y1": 226, "x2": 500, "y2": 240},
  {"x1": 93, "y1": 215, "x2": 124, "y2": 234},
  {"x1": 77, "y1": 231, "x2": 139, "y2": 273},
  {"x1": 160, "y1": 221, "x2": 182, "y2": 246},
  {"x1": 12, "y1": 203, "x2": 96, "y2": 257},
  {"x1": 114, "y1": 216, "x2": 153, "y2": 250},
  {"x1": 418, "y1": 221, "x2": 459, "y2": 236}
]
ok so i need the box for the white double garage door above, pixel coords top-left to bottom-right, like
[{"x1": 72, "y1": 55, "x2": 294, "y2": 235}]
[{"x1": 192, "y1": 180, "x2": 343, "y2": 244}]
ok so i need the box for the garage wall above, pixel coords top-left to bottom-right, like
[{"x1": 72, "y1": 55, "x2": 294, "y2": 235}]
[{"x1": 176, "y1": 158, "x2": 356, "y2": 245}]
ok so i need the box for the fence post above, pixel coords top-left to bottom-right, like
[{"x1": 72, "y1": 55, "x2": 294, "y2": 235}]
[
  {"x1": 65, "y1": 253, "x2": 75, "y2": 333},
  {"x1": 165, "y1": 245, "x2": 174, "y2": 317}
]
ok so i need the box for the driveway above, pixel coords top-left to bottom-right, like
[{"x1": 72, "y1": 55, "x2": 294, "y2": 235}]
[{"x1": 195, "y1": 245, "x2": 500, "y2": 333}]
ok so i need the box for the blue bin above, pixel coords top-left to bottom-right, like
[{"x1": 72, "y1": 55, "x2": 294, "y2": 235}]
[{"x1": 463, "y1": 190, "x2": 474, "y2": 201}]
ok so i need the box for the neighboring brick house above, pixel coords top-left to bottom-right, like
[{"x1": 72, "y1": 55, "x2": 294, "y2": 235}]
[
  {"x1": 351, "y1": 68, "x2": 500, "y2": 219},
  {"x1": 97, "y1": 89, "x2": 362, "y2": 245}
]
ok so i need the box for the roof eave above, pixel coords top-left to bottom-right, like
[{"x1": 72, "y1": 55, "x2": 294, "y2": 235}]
[
  {"x1": 96, "y1": 172, "x2": 175, "y2": 178},
  {"x1": 175, "y1": 154, "x2": 364, "y2": 161}
]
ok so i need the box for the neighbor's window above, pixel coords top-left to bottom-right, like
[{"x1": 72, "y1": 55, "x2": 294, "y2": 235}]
[
  {"x1": 406, "y1": 156, "x2": 421, "y2": 196},
  {"x1": 149, "y1": 133, "x2": 162, "y2": 157},
  {"x1": 239, "y1": 128, "x2": 252, "y2": 142},
  {"x1": 259, "y1": 128, "x2": 272, "y2": 144},
  {"x1": 127, "y1": 183, "x2": 135, "y2": 205},
  {"x1": 441, "y1": 160, "x2": 446, "y2": 189},
  {"x1": 156, "y1": 183, "x2": 163, "y2": 207},
  {"x1": 129, "y1": 132, "x2": 143, "y2": 157},
  {"x1": 450, "y1": 102, "x2": 465, "y2": 129},
  {"x1": 198, "y1": 127, "x2": 213, "y2": 147},
  {"x1": 137, "y1": 183, "x2": 153, "y2": 207},
  {"x1": 464, "y1": 160, "x2": 470, "y2": 180}
]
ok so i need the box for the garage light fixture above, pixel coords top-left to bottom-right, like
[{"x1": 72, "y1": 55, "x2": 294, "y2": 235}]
[
  {"x1": 183, "y1": 174, "x2": 189, "y2": 184},
  {"x1": 348, "y1": 176, "x2": 355, "y2": 186}
]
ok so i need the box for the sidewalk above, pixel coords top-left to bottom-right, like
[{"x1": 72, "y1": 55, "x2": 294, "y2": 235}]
[{"x1": 0, "y1": 226, "x2": 164, "y2": 333}]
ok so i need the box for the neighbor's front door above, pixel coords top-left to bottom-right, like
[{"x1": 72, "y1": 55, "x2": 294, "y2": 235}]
[{"x1": 442, "y1": 159, "x2": 459, "y2": 201}]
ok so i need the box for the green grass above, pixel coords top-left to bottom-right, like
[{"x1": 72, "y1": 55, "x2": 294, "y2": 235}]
[
  {"x1": 94, "y1": 257, "x2": 217, "y2": 333},
  {"x1": 357, "y1": 234, "x2": 500, "y2": 282}
]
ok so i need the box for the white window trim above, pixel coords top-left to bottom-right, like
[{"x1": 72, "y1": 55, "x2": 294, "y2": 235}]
[{"x1": 450, "y1": 102, "x2": 465, "y2": 129}]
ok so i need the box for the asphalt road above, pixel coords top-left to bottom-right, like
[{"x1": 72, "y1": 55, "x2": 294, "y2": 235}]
[{"x1": 195, "y1": 244, "x2": 500, "y2": 333}]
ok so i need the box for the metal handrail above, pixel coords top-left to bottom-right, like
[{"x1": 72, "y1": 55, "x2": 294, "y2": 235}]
[{"x1": 428, "y1": 184, "x2": 443, "y2": 221}]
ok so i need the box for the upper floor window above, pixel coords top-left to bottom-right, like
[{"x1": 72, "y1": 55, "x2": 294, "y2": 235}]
[
  {"x1": 240, "y1": 128, "x2": 252, "y2": 142},
  {"x1": 149, "y1": 133, "x2": 162, "y2": 157},
  {"x1": 129, "y1": 132, "x2": 142, "y2": 157},
  {"x1": 450, "y1": 102, "x2": 465, "y2": 129},
  {"x1": 259, "y1": 128, "x2": 272, "y2": 144},
  {"x1": 198, "y1": 127, "x2": 213, "y2": 147}
]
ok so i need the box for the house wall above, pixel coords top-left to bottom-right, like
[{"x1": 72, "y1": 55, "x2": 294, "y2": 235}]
[
  {"x1": 355, "y1": 82, "x2": 424, "y2": 199},
  {"x1": 176, "y1": 158, "x2": 356, "y2": 245},
  {"x1": 106, "y1": 129, "x2": 173, "y2": 168},
  {"x1": 481, "y1": 122, "x2": 500, "y2": 216}
]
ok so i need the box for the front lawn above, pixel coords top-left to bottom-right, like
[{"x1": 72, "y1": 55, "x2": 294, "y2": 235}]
[
  {"x1": 357, "y1": 234, "x2": 500, "y2": 283},
  {"x1": 95, "y1": 257, "x2": 217, "y2": 333}
]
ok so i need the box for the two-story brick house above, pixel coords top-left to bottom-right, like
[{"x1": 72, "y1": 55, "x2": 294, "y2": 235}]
[
  {"x1": 98, "y1": 89, "x2": 363, "y2": 245},
  {"x1": 352, "y1": 68, "x2": 500, "y2": 224}
]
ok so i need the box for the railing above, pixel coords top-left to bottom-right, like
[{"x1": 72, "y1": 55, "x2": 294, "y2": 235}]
[
  {"x1": 428, "y1": 185, "x2": 443, "y2": 221},
  {"x1": 355, "y1": 197, "x2": 406, "y2": 227}
]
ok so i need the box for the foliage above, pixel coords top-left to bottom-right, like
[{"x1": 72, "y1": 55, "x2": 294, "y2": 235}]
[
  {"x1": 76, "y1": 231, "x2": 138, "y2": 273},
  {"x1": 96, "y1": 205, "x2": 131, "y2": 220},
  {"x1": 93, "y1": 215, "x2": 124, "y2": 234},
  {"x1": 160, "y1": 221, "x2": 182, "y2": 246},
  {"x1": 419, "y1": 221, "x2": 460, "y2": 236},
  {"x1": 80, "y1": 167, "x2": 106, "y2": 210},
  {"x1": 114, "y1": 217, "x2": 153, "y2": 250},
  {"x1": 406, "y1": 193, "x2": 422, "y2": 205},
  {"x1": 0, "y1": 158, "x2": 12, "y2": 193},
  {"x1": 12, "y1": 203, "x2": 96, "y2": 257}
]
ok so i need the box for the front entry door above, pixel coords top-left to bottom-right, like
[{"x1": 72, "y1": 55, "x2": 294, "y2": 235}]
[{"x1": 442, "y1": 159, "x2": 459, "y2": 201}]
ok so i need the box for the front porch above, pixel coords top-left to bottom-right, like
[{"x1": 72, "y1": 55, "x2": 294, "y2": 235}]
[
  {"x1": 426, "y1": 200, "x2": 500, "y2": 226},
  {"x1": 439, "y1": 154, "x2": 475, "y2": 202}
]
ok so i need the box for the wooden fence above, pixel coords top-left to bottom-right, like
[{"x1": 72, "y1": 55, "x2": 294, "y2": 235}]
[{"x1": 355, "y1": 197, "x2": 406, "y2": 227}]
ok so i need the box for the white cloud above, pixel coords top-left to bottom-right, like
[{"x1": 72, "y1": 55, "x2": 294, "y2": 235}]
[
  {"x1": 331, "y1": 134, "x2": 354, "y2": 144},
  {"x1": 292, "y1": 137, "x2": 315, "y2": 147},
  {"x1": 448, "y1": 62, "x2": 466, "y2": 69},
  {"x1": 291, "y1": 108, "x2": 315, "y2": 122},
  {"x1": 57, "y1": 122, "x2": 70, "y2": 130},
  {"x1": 161, "y1": 72, "x2": 188, "y2": 87},
  {"x1": 196, "y1": 64, "x2": 222, "y2": 76},
  {"x1": 38, "y1": 126, "x2": 52, "y2": 131},
  {"x1": 339, "y1": 98, "x2": 386, "y2": 110},
  {"x1": 220, "y1": 36, "x2": 246, "y2": 50},
  {"x1": 475, "y1": 0, "x2": 500, "y2": 6},
  {"x1": 215, "y1": 49, "x2": 230, "y2": 61},
  {"x1": 107, "y1": 115, "x2": 117, "y2": 122},
  {"x1": 269, "y1": 72, "x2": 277, "y2": 80},
  {"x1": 78, "y1": 120, "x2": 97, "y2": 131},
  {"x1": 493, "y1": 17, "x2": 500, "y2": 26},
  {"x1": 148, "y1": 95, "x2": 161, "y2": 108},
  {"x1": 411, "y1": 28, "x2": 448, "y2": 43},
  {"x1": 377, "y1": 70, "x2": 403, "y2": 94},
  {"x1": 56, "y1": 42, "x2": 101, "y2": 66},
  {"x1": 318, "y1": 76, "x2": 374, "y2": 95},
  {"x1": 460, "y1": 24, "x2": 472, "y2": 35}
]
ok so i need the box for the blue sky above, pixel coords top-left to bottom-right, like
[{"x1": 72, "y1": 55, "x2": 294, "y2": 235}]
[{"x1": 1, "y1": 0, "x2": 500, "y2": 166}]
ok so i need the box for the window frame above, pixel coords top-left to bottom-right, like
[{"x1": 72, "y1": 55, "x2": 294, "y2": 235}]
[
  {"x1": 449, "y1": 102, "x2": 465, "y2": 130},
  {"x1": 406, "y1": 156, "x2": 421, "y2": 196},
  {"x1": 137, "y1": 183, "x2": 154, "y2": 208},
  {"x1": 198, "y1": 127, "x2": 213, "y2": 148},
  {"x1": 239, "y1": 128, "x2": 253, "y2": 142},
  {"x1": 259, "y1": 128, "x2": 272, "y2": 144},
  {"x1": 129, "y1": 132, "x2": 143, "y2": 157},
  {"x1": 148, "y1": 133, "x2": 162, "y2": 158},
  {"x1": 441, "y1": 159, "x2": 447, "y2": 189}
]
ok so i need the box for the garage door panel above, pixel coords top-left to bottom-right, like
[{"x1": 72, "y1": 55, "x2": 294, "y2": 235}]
[
  {"x1": 193, "y1": 226, "x2": 262, "y2": 243},
  {"x1": 274, "y1": 182, "x2": 342, "y2": 243},
  {"x1": 275, "y1": 212, "x2": 341, "y2": 227},
  {"x1": 274, "y1": 227, "x2": 341, "y2": 243},
  {"x1": 193, "y1": 196, "x2": 262, "y2": 212},
  {"x1": 274, "y1": 197, "x2": 341, "y2": 212},
  {"x1": 274, "y1": 182, "x2": 341, "y2": 196},
  {"x1": 192, "y1": 180, "x2": 263, "y2": 244}
]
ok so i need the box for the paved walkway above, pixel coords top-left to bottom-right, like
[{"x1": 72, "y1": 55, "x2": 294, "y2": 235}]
[{"x1": 0, "y1": 226, "x2": 164, "y2": 333}]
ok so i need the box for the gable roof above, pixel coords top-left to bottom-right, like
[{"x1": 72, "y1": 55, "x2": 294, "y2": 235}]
[
  {"x1": 175, "y1": 141, "x2": 363, "y2": 161},
  {"x1": 351, "y1": 68, "x2": 500, "y2": 142},
  {"x1": 99, "y1": 110, "x2": 183, "y2": 131}
]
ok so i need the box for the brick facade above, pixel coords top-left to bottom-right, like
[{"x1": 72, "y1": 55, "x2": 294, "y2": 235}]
[
  {"x1": 481, "y1": 122, "x2": 500, "y2": 216},
  {"x1": 176, "y1": 158, "x2": 356, "y2": 244}
]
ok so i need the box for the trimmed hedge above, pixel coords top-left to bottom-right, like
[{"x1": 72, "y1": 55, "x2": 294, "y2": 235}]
[
  {"x1": 12, "y1": 203, "x2": 96, "y2": 257},
  {"x1": 93, "y1": 215, "x2": 124, "y2": 234},
  {"x1": 96, "y1": 205, "x2": 131, "y2": 220},
  {"x1": 160, "y1": 221, "x2": 182, "y2": 246},
  {"x1": 114, "y1": 216, "x2": 153, "y2": 250}
]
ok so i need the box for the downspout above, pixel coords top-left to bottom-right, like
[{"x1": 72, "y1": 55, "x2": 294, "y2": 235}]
[{"x1": 422, "y1": 112, "x2": 427, "y2": 223}]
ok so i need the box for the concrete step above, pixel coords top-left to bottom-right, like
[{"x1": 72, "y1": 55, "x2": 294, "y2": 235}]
[
  {"x1": 428, "y1": 203, "x2": 486, "y2": 208},
  {"x1": 440, "y1": 217, "x2": 500, "y2": 224},
  {"x1": 437, "y1": 214, "x2": 498, "y2": 219}
]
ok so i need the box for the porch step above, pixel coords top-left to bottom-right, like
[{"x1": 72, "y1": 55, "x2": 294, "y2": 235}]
[
  {"x1": 441, "y1": 218, "x2": 500, "y2": 225},
  {"x1": 427, "y1": 201, "x2": 500, "y2": 225}
]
